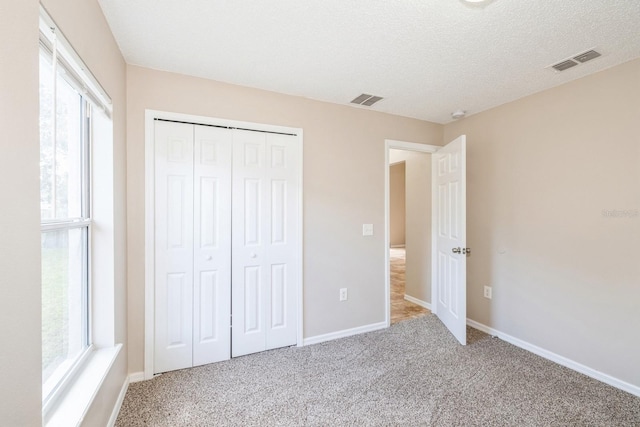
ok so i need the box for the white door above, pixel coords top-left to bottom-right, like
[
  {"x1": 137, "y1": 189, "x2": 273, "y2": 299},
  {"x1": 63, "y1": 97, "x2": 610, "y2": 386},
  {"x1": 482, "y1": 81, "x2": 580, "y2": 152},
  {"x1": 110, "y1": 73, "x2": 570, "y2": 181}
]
[
  {"x1": 154, "y1": 121, "x2": 299, "y2": 371},
  {"x1": 155, "y1": 122, "x2": 234, "y2": 373},
  {"x1": 433, "y1": 135, "x2": 467, "y2": 345},
  {"x1": 192, "y1": 125, "x2": 232, "y2": 366},
  {"x1": 264, "y1": 133, "x2": 299, "y2": 351},
  {"x1": 154, "y1": 120, "x2": 195, "y2": 373},
  {"x1": 232, "y1": 130, "x2": 299, "y2": 357}
]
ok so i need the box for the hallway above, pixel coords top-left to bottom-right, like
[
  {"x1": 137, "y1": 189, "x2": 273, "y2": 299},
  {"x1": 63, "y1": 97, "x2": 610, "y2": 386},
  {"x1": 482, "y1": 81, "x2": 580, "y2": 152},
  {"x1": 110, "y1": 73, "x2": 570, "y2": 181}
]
[{"x1": 390, "y1": 247, "x2": 429, "y2": 324}]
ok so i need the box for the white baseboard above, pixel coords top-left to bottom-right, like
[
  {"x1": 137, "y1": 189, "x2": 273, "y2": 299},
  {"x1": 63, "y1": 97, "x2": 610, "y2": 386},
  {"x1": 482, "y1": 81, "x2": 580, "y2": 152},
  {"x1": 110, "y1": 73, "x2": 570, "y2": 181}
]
[
  {"x1": 128, "y1": 372, "x2": 145, "y2": 383},
  {"x1": 404, "y1": 294, "x2": 432, "y2": 310},
  {"x1": 466, "y1": 318, "x2": 640, "y2": 398},
  {"x1": 466, "y1": 318, "x2": 498, "y2": 336},
  {"x1": 303, "y1": 321, "x2": 387, "y2": 346},
  {"x1": 107, "y1": 376, "x2": 129, "y2": 427}
]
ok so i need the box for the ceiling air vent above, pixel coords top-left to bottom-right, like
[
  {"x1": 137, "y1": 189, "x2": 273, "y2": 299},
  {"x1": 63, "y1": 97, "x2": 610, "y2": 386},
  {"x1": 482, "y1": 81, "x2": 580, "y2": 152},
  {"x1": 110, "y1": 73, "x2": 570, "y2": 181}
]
[
  {"x1": 574, "y1": 49, "x2": 601, "y2": 63},
  {"x1": 550, "y1": 49, "x2": 602, "y2": 72},
  {"x1": 350, "y1": 94, "x2": 384, "y2": 106},
  {"x1": 552, "y1": 59, "x2": 578, "y2": 72}
]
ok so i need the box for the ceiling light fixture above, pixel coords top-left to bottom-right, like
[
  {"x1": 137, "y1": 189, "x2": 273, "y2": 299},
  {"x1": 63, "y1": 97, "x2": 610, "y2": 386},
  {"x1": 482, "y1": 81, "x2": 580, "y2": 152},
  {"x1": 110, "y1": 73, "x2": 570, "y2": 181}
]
[
  {"x1": 451, "y1": 110, "x2": 466, "y2": 120},
  {"x1": 460, "y1": 0, "x2": 495, "y2": 7}
]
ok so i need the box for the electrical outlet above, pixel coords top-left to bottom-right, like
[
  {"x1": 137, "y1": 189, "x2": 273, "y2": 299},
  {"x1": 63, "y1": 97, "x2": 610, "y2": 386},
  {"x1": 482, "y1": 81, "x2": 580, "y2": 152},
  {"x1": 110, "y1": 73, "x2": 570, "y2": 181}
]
[
  {"x1": 484, "y1": 286, "x2": 492, "y2": 299},
  {"x1": 339, "y1": 288, "x2": 348, "y2": 301},
  {"x1": 362, "y1": 224, "x2": 374, "y2": 236}
]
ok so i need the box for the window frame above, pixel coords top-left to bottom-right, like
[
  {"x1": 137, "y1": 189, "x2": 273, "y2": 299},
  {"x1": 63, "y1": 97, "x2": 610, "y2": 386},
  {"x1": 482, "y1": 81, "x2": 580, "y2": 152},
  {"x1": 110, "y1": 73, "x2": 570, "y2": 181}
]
[
  {"x1": 38, "y1": 6, "x2": 116, "y2": 423},
  {"x1": 39, "y1": 34, "x2": 94, "y2": 413}
]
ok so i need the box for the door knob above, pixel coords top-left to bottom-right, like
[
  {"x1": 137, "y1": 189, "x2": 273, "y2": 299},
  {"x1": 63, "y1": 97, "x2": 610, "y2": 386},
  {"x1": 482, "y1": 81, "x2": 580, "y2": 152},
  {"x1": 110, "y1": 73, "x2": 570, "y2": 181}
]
[
  {"x1": 250, "y1": 253, "x2": 257, "y2": 258},
  {"x1": 463, "y1": 248, "x2": 471, "y2": 255},
  {"x1": 452, "y1": 247, "x2": 461, "y2": 254},
  {"x1": 206, "y1": 255, "x2": 212, "y2": 261}
]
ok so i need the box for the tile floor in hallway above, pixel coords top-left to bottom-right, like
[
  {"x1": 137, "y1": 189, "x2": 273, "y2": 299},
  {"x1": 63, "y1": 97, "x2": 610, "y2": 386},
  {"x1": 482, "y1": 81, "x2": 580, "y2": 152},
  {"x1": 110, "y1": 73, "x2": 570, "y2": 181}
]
[{"x1": 390, "y1": 247, "x2": 430, "y2": 324}]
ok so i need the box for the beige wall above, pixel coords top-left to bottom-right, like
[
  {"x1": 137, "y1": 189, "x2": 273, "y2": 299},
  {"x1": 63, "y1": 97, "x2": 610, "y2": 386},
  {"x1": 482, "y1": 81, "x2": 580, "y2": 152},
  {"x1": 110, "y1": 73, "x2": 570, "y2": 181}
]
[
  {"x1": 389, "y1": 150, "x2": 432, "y2": 303},
  {"x1": 0, "y1": 0, "x2": 128, "y2": 424},
  {"x1": 3, "y1": 2, "x2": 637, "y2": 421},
  {"x1": 389, "y1": 162, "x2": 406, "y2": 246},
  {"x1": 126, "y1": 65, "x2": 444, "y2": 373},
  {"x1": 0, "y1": 0, "x2": 41, "y2": 423},
  {"x1": 404, "y1": 152, "x2": 432, "y2": 303},
  {"x1": 444, "y1": 58, "x2": 640, "y2": 387}
]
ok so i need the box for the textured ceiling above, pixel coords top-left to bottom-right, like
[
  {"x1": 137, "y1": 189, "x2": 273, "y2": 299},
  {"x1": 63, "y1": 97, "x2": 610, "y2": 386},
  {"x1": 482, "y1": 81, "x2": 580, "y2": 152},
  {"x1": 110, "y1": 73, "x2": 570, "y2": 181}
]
[{"x1": 98, "y1": 0, "x2": 640, "y2": 124}]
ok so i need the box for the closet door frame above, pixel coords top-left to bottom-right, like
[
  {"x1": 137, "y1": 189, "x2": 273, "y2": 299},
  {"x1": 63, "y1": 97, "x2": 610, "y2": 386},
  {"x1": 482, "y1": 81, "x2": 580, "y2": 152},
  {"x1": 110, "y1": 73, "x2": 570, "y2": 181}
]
[{"x1": 143, "y1": 110, "x2": 304, "y2": 380}]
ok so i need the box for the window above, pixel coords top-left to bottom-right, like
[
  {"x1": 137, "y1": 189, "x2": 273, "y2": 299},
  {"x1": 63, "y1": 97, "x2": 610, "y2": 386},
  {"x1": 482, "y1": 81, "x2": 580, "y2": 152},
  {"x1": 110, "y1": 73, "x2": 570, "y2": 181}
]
[
  {"x1": 38, "y1": 14, "x2": 116, "y2": 408},
  {"x1": 39, "y1": 42, "x2": 92, "y2": 404},
  {"x1": 38, "y1": 8, "x2": 115, "y2": 422}
]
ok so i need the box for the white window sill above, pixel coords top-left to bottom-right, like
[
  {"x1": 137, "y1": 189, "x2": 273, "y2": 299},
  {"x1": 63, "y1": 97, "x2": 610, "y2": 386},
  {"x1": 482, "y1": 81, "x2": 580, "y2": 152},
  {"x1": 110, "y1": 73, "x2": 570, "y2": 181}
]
[{"x1": 45, "y1": 344, "x2": 122, "y2": 427}]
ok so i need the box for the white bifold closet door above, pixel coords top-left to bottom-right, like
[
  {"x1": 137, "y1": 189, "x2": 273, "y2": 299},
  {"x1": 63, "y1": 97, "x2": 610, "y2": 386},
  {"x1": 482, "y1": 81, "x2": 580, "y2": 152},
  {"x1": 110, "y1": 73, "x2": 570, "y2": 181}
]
[
  {"x1": 192, "y1": 126, "x2": 233, "y2": 365},
  {"x1": 231, "y1": 130, "x2": 299, "y2": 357},
  {"x1": 154, "y1": 121, "x2": 232, "y2": 374},
  {"x1": 154, "y1": 120, "x2": 298, "y2": 374}
]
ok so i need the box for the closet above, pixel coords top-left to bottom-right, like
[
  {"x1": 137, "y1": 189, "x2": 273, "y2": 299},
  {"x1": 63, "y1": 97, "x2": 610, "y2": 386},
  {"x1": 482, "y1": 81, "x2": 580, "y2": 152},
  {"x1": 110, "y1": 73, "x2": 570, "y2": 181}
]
[{"x1": 153, "y1": 119, "x2": 299, "y2": 374}]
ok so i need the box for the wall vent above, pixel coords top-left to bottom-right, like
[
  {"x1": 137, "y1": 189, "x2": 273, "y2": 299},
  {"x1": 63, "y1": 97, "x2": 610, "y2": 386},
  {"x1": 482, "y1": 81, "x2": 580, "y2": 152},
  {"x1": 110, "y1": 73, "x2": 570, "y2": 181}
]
[
  {"x1": 550, "y1": 49, "x2": 602, "y2": 72},
  {"x1": 351, "y1": 94, "x2": 384, "y2": 106}
]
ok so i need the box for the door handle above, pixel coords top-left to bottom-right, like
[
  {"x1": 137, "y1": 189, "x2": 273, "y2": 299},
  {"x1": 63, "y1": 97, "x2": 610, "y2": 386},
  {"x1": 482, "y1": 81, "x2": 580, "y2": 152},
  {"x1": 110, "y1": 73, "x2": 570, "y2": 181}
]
[
  {"x1": 463, "y1": 248, "x2": 471, "y2": 255},
  {"x1": 250, "y1": 253, "x2": 257, "y2": 258},
  {"x1": 452, "y1": 247, "x2": 461, "y2": 254}
]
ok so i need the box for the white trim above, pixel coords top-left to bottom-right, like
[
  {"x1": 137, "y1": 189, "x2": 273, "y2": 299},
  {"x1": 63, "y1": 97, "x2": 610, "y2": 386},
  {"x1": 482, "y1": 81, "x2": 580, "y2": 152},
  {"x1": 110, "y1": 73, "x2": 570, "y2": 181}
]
[
  {"x1": 77, "y1": 345, "x2": 121, "y2": 425},
  {"x1": 303, "y1": 321, "x2": 387, "y2": 346},
  {"x1": 466, "y1": 318, "x2": 497, "y2": 336},
  {"x1": 128, "y1": 372, "x2": 145, "y2": 383},
  {"x1": 106, "y1": 375, "x2": 129, "y2": 427},
  {"x1": 39, "y1": 5, "x2": 112, "y2": 115},
  {"x1": 296, "y1": 130, "x2": 305, "y2": 348},
  {"x1": 384, "y1": 146, "x2": 390, "y2": 327},
  {"x1": 390, "y1": 244, "x2": 405, "y2": 248},
  {"x1": 466, "y1": 319, "x2": 640, "y2": 398},
  {"x1": 430, "y1": 151, "x2": 438, "y2": 316},
  {"x1": 143, "y1": 111, "x2": 155, "y2": 380},
  {"x1": 404, "y1": 294, "x2": 432, "y2": 310},
  {"x1": 144, "y1": 110, "x2": 304, "y2": 377},
  {"x1": 41, "y1": 218, "x2": 92, "y2": 232},
  {"x1": 45, "y1": 345, "x2": 122, "y2": 426},
  {"x1": 384, "y1": 139, "x2": 441, "y2": 327},
  {"x1": 42, "y1": 344, "x2": 95, "y2": 415},
  {"x1": 386, "y1": 139, "x2": 441, "y2": 153}
]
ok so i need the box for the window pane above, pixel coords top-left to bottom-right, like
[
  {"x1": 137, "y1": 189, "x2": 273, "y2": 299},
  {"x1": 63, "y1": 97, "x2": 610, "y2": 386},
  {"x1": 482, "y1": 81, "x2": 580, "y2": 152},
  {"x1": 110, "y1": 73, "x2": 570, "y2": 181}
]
[
  {"x1": 39, "y1": 52, "x2": 84, "y2": 220},
  {"x1": 39, "y1": 53, "x2": 54, "y2": 219},
  {"x1": 41, "y1": 228, "x2": 88, "y2": 388}
]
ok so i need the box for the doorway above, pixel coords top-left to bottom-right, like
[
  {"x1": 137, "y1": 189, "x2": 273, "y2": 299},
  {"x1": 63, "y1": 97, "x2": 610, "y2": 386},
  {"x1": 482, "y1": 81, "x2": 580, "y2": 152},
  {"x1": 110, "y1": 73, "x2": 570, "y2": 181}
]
[
  {"x1": 384, "y1": 140, "x2": 440, "y2": 327},
  {"x1": 384, "y1": 137, "x2": 469, "y2": 345}
]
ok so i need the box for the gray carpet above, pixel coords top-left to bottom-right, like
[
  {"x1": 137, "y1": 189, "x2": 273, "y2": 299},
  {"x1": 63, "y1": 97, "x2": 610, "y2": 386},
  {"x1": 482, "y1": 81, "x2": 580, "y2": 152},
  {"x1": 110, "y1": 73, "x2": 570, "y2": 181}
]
[{"x1": 116, "y1": 315, "x2": 640, "y2": 426}]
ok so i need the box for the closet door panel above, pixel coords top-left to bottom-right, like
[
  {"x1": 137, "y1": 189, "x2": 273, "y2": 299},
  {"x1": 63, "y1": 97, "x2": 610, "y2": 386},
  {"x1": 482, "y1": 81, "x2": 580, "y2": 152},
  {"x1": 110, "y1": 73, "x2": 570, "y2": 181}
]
[
  {"x1": 265, "y1": 134, "x2": 299, "y2": 350},
  {"x1": 154, "y1": 121, "x2": 195, "y2": 374},
  {"x1": 193, "y1": 126, "x2": 232, "y2": 366},
  {"x1": 232, "y1": 130, "x2": 268, "y2": 357}
]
